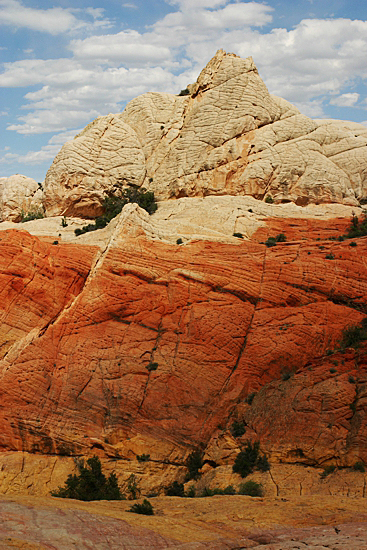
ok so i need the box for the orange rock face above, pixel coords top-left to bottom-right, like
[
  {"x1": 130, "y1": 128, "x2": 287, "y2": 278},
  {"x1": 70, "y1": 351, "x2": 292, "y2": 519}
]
[{"x1": 0, "y1": 214, "x2": 367, "y2": 479}]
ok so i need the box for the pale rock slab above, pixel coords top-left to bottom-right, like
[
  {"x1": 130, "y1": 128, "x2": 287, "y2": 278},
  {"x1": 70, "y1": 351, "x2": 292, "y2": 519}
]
[{"x1": 0, "y1": 175, "x2": 43, "y2": 222}]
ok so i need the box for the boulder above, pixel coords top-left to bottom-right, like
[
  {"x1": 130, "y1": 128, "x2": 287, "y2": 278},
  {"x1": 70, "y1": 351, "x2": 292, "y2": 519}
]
[{"x1": 0, "y1": 174, "x2": 43, "y2": 222}]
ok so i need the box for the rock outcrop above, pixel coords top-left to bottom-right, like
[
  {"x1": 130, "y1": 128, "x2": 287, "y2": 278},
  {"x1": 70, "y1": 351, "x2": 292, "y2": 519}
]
[
  {"x1": 43, "y1": 49, "x2": 367, "y2": 218},
  {"x1": 0, "y1": 174, "x2": 43, "y2": 222}
]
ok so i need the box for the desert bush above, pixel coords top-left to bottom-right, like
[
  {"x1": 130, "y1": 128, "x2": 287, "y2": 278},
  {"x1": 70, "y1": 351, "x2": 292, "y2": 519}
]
[
  {"x1": 265, "y1": 195, "x2": 274, "y2": 204},
  {"x1": 233, "y1": 232, "x2": 244, "y2": 239},
  {"x1": 238, "y1": 480, "x2": 264, "y2": 496},
  {"x1": 185, "y1": 450, "x2": 203, "y2": 481},
  {"x1": 233, "y1": 441, "x2": 270, "y2": 478},
  {"x1": 352, "y1": 461, "x2": 365, "y2": 472},
  {"x1": 20, "y1": 208, "x2": 44, "y2": 222},
  {"x1": 320, "y1": 465, "x2": 336, "y2": 478},
  {"x1": 339, "y1": 322, "x2": 367, "y2": 350},
  {"x1": 74, "y1": 188, "x2": 157, "y2": 236},
  {"x1": 199, "y1": 485, "x2": 236, "y2": 497},
  {"x1": 51, "y1": 456, "x2": 124, "y2": 501},
  {"x1": 176, "y1": 238, "x2": 183, "y2": 244},
  {"x1": 245, "y1": 392, "x2": 256, "y2": 405},
  {"x1": 178, "y1": 88, "x2": 190, "y2": 96},
  {"x1": 265, "y1": 234, "x2": 287, "y2": 247},
  {"x1": 345, "y1": 212, "x2": 367, "y2": 239},
  {"x1": 127, "y1": 473, "x2": 140, "y2": 500},
  {"x1": 136, "y1": 454, "x2": 150, "y2": 462},
  {"x1": 129, "y1": 499, "x2": 154, "y2": 515},
  {"x1": 146, "y1": 362, "x2": 158, "y2": 372},
  {"x1": 165, "y1": 481, "x2": 185, "y2": 496},
  {"x1": 230, "y1": 420, "x2": 246, "y2": 438}
]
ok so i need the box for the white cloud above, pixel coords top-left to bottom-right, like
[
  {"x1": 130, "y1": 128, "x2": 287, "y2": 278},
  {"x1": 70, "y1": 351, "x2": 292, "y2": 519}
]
[
  {"x1": 70, "y1": 31, "x2": 172, "y2": 65},
  {"x1": 0, "y1": 0, "x2": 112, "y2": 34},
  {"x1": 330, "y1": 92, "x2": 360, "y2": 107},
  {"x1": 1, "y1": 1, "x2": 367, "y2": 140},
  {"x1": 0, "y1": 110, "x2": 8, "y2": 116},
  {"x1": 122, "y1": 3, "x2": 138, "y2": 8},
  {"x1": 0, "y1": 0, "x2": 79, "y2": 34}
]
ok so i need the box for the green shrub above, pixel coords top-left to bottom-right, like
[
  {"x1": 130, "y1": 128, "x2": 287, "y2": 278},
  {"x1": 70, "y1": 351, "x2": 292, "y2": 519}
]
[
  {"x1": 199, "y1": 485, "x2": 236, "y2": 497},
  {"x1": 74, "y1": 188, "x2": 157, "y2": 236},
  {"x1": 230, "y1": 420, "x2": 246, "y2": 438},
  {"x1": 178, "y1": 88, "x2": 190, "y2": 96},
  {"x1": 20, "y1": 208, "x2": 44, "y2": 222},
  {"x1": 165, "y1": 481, "x2": 185, "y2": 497},
  {"x1": 349, "y1": 241, "x2": 357, "y2": 247},
  {"x1": 238, "y1": 481, "x2": 264, "y2": 497},
  {"x1": 146, "y1": 362, "x2": 158, "y2": 372},
  {"x1": 176, "y1": 238, "x2": 183, "y2": 245},
  {"x1": 61, "y1": 216, "x2": 68, "y2": 227},
  {"x1": 185, "y1": 450, "x2": 203, "y2": 481},
  {"x1": 233, "y1": 441, "x2": 270, "y2": 478},
  {"x1": 129, "y1": 499, "x2": 154, "y2": 515},
  {"x1": 245, "y1": 392, "x2": 256, "y2": 405},
  {"x1": 345, "y1": 212, "x2": 367, "y2": 239},
  {"x1": 136, "y1": 454, "x2": 150, "y2": 462},
  {"x1": 282, "y1": 371, "x2": 291, "y2": 381},
  {"x1": 265, "y1": 195, "x2": 274, "y2": 204},
  {"x1": 339, "y1": 322, "x2": 367, "y2": 350},
  {"x1": 185, "y1": 485, "x2": 196, "y2": 498},
  {"x1": 329, "y1": 367, "x2": 337, "y2": 374},
  {"x1": 51, "y1": 456, "x2": 124, "y2": 501},
  {"x1": 325, "y1": 253, "x2": 335, "y2": 260},
  {"x1": 233, "y1": 232, "x2": 244, "y2": 239},
  {"x1": 127, "y1": 473, "x2": 140, "y2": 500},
  {"x1": 265, "y1": 234, "x2": 286, "y2": 247},
  {"x1": 348, "y1": 375, "x2": 356, "y2": 384},
  {"x1": 320, "y1": 465, "x2": 336, "y2": 478},
  {"x1": 352, "y1": 461, "x2": 365, "y2": 472}
]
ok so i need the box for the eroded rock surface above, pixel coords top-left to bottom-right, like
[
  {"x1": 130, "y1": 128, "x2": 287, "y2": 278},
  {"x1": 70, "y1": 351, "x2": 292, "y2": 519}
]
[
  {"x1": 0, "y1": 200, "x2": 367, "y2": 499},
  {"x1": 0, "y1": 175, "x2": 43, "y2": 222},
  {"x1": 43, "y1": 49, "x2": 367, "y2": 217}
]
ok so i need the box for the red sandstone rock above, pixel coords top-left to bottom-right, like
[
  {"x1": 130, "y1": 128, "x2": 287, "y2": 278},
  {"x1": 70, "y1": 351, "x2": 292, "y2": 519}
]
[{"x1": 0, "y1": 213, "x2": 367, "y2": 486}]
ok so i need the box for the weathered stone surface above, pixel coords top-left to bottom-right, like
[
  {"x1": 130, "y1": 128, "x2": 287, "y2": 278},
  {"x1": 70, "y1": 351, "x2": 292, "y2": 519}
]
[
  {"x1": 1, "y1": 201, "x2": 367, "y2": 494},
  {"x1": 2, "y1": 493, "x2": 367, "y2": 549},
  {"x1": 43, "y1": 50, "x2": 367, "y2": 217},
  {"x1": 0, "y1": 175, "x2": 43, "y2": 222}
]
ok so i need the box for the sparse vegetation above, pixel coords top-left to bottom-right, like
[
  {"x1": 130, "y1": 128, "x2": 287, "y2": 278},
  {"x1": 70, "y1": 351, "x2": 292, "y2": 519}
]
[
  {"x1": 320, "y1": 465, "x2": 336, "y2": 478},
  {"x1": 339, "y1": 320, "x2": 367, "y2": 350},
  {"x1": 185, "y1": 450, "x2": 203, "y2": 481},
  {"x1": 146, "y1": 362, "x2": 158, "y2": 372},
  {"x1": 325, "y1": 253, "x2": 335, "y2": 260},
  {"x1": 199, "y1": 485, "x2": 236, "y2": 497},
  {"x1": 238, "y1": 480, "x2": 264, "y2": 497},
  {"x1": 136, "y1": 454, "x2": 150, "y2": 462},
  {"x1": 265, "y1": 233, "x2": 287, "y2": 247},
  {"x1": 61, "y1": 216, "x2": 68, "y2": 227},
  {"x1": 127, "y1": 473, "x2": 140, "y2": 500},
  {"x1": 129, "y1": 499, "x2": 154, "y2": 515},
  {"x1": 20, "y1": 207, "x2": 44, "y2": 222},
  {"x1": 230, "y1": 420, "x2": 246, "y2": 438},
  {"x1": 345, "y1": 211, "x2": 367, "y2": 239},
  {"x1": 176, "y1": 238, "x2": 183, "y2": 245},
  {"x1": 165, "y1": 481, "x2": 185, "y2": 497},
  {"x1": 245, "y1": 392, "x2": 256, "y2": 405},
  {"x1": 352, "y1": 461, "x2": 365, "y2": 472},
  {"x1": 233, "y1": 441, "x2": 270, "y2": 478},
  {"x1": 50, "y1": 456, "x2": 124, "y2": 501},
  {"x1": 329, "y1": 367, "x2": 337, "y2": 374},
  {"x1": 75, "y1": 188, "x2": 157, "y2": 236},
  {"x1": 178, "y1": 88, "x2": 190, "y2": 96},
  {"x1": 233, "y1": 232, "x2": 244, "y2": 239},
  {"x1": 265, "y1": 195, "x2": 274, "y2": 204},
  {"x1": 282, "y1": 371, "x2": 292, "y2": 381}
]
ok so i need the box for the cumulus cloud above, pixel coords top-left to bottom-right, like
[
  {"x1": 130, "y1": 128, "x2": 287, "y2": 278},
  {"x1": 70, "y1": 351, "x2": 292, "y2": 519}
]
[
  {"x1": 122, "y1": 3, "x2": 138, "y2": 8},
  {"x1": 1, "y1": 0, "x2": 367, "y2": 141},
  {"x1": 330, "y1": 92, "x2": 360, "y2": 107},
  {"x1": 70, "y1": 31, "x2": 172, "y2": 65},
  {"x1": 0, "y1": 0, "x2": 111, "y2": 34}
]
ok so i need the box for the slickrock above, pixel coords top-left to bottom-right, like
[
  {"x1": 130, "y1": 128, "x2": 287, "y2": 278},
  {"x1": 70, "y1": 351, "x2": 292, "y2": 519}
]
[
  {"x1": 1, "y1": 493, "x2": 367, "y2": 549},
  {"x1": 1, "y1": 200, "x2": 367, "y2": 499},
  {"x1": 42, "y1": 49, "x2": 367, "y2": 217},
  {"x1": 0, "y1": 175, "x2": 43, "y2": 222}
]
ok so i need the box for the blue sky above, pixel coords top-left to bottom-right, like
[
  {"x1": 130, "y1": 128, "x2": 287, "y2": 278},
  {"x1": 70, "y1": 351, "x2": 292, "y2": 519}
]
[{"x1": 0, "y1": 0, "x2": 366, "y2": 182}]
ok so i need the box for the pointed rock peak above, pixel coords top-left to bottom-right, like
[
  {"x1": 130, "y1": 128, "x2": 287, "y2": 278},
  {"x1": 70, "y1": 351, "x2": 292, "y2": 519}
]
[{"x1": 189, "y1": 49, "x2": 258, "y2": 96}]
